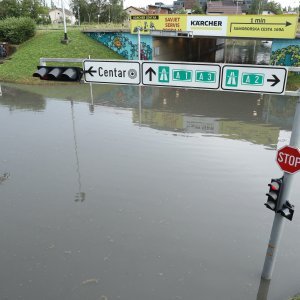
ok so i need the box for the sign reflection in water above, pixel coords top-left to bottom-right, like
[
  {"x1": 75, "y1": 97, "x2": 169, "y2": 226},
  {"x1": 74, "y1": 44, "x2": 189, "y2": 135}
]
[{"x1": 0, "y1": 84, "x2": 299, "y2": 300}]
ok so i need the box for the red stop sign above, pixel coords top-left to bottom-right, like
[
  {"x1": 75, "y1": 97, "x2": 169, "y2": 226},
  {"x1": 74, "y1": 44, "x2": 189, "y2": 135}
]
[{"x1": 276, "y1": 145, "x2": 300, "y2": 174}]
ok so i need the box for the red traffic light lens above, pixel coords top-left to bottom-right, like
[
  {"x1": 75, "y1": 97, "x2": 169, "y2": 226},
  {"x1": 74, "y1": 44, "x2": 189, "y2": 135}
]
[{"x1": 269, "y1": 182, "x2": 280, "y2": 191}]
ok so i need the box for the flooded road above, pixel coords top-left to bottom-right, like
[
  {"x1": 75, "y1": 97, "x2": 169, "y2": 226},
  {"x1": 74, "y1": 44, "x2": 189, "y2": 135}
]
[{"x1": 0, "y1": 83, "x2": 299, "y2": 300}]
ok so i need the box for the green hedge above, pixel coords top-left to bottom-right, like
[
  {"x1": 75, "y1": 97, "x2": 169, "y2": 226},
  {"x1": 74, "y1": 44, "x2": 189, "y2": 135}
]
[{"x1": 0, "y1": 17, "x2": 36, "y2": 44}]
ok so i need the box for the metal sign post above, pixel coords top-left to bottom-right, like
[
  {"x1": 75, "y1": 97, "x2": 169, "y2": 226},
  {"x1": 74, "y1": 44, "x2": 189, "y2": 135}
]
[
  {"x1": 261, "y1": 96, "x2": 300, "y2": 280},
  {"x1": 137, "y1": 27, "x2": 141, "y2": 60}
]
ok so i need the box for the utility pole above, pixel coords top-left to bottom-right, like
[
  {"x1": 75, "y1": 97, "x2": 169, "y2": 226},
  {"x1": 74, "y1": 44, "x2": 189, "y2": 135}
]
[
  {"x1": 260, "y1": 97, "x2": 300, "y2": 280},
  {"x1": 61, "y1": 0, "x2": 69, "y2": 43},
  {"x1": 137, "y1": 27, "x2": 141, "y2": 60},
  {"x1": 77, "y1": 5, "x2": 80, "y2": 26}
]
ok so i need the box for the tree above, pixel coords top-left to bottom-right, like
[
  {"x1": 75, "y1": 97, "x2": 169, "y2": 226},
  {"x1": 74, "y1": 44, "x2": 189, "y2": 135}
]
[
  {"x1": 263, "y1": 1, "x2": 283, "y2": 14},
  {"x1": 0, "y1": 0, "x2": 21, "y2": 19},
  {"x1": 70, "y1": 0, "x2": 126, "y2": 23},
  {"x1": 0, "y1": 0, "x2": 48, "y2": 21},
  {"x1": 109, "y1": 0, "x2": 126, "y2": 23},
  {"x1": 249, "y1": 0, "x2": 263, "y2": 14},
  {"x1": 249, "y1": 0, "x2": 283, "y2": 14},
  {"x1": 175, "y1": 8, "x2": 187, "y2": 14},
  {"x1": 191, "y1": 4, "x2": 204, "y2": 14}
]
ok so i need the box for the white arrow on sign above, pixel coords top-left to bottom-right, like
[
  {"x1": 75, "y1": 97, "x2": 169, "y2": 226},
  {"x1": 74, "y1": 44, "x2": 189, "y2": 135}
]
[
  {"x1": 221, "y1": 65, "x2": 287, "y2": 94},
  {"x1": 83, "y1": 59, "x2": 141, "y2": 85}
]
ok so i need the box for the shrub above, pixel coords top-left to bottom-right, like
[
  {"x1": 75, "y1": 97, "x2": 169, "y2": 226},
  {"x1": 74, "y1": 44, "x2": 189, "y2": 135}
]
[{"x1": 0, "y1": 17, "x2": 36, "y2": 44}]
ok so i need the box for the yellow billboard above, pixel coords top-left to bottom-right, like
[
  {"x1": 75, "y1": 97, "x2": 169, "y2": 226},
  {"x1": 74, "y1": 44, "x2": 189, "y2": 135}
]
[
  {"x1": 130, "y1": 15, "x2": 187, "y2": 34},
  {"x1": 131, "y1": 14, "x2": 298, "y2": 39},
  {"x1": 227, "y1": 15, "x2": 298, "y2": 39}
]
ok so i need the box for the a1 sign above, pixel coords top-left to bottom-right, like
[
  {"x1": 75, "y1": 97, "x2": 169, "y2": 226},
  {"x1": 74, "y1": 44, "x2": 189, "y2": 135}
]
[
  {"x1": 276, "y1": 145, "x2": 300, "y2": 174},
  {"x1": 142, "y1": 62, "x2": 221, "y2": 90}
]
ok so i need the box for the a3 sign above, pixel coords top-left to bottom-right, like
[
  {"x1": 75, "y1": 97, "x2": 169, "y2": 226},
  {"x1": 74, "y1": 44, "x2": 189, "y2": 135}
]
[{"x1": 83, "y1": 60, "x2": 288, "y2": 95}]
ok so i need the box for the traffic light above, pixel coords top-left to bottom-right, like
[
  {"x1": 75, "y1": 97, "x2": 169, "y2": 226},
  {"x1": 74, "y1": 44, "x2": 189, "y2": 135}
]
[
  {"x1": 278, "y1": 201, "x2": 295, "y2": 221},
  {"x1": 264, "y1": 177, "x2": 283, "y2": 212},
  {"x1": 33, "y1": 66, "x2": 83, "y2": 82}
]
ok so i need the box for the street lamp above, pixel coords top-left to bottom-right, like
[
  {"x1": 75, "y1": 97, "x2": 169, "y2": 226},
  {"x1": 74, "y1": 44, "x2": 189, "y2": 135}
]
[
  {"x1": 235, "y1": 0, "x2": 242, "y2": 14},
  {"x1": 61, "y1": 0, "x2": 69, "y2": 43},
  {"x1": 77, "y1": 6, "x2": 80, "y2": 26},
  {"x1": 108, "y1": 4, "x2": 111, "y2": 23}
]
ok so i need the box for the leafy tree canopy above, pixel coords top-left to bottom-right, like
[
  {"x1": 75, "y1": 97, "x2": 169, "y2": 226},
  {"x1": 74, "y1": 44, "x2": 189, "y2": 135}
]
[
  {"x1": 191, "y1": 4, "x2": 204, "y2": 14},
  {"x1": 0, "y1": 0, "x2": 49, "y2": 21},
  {"x1": 70, "y1": 0, "x2": 127, "y2": 24},
  {"x1": 249, "y1": 0, "x2": 283, "y2": 14}
]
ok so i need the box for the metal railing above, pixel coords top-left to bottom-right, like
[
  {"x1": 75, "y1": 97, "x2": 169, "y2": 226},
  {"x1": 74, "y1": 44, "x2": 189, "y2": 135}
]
[{"x1": 39, "y1": 57, "x2": 87, "y2": 66}]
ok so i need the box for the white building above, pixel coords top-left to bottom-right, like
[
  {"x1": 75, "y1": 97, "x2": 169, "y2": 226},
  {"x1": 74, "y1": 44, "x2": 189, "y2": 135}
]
[{"x1": 49, "y1": 8, "x2": 76, "y2": 25}]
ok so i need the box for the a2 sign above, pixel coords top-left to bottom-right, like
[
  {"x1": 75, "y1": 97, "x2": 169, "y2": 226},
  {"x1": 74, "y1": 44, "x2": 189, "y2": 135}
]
[{"x1": 83, "y1": 60, "x2": 288, "y2": 95}]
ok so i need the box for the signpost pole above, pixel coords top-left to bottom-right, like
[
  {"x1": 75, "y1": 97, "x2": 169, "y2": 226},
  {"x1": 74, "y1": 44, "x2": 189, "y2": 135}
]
[
  {"x1": 138, "y1": 29, "x2": 141, "y2": 60},
  {"x1": 138, "y1": 83, "x2": 142, "y2": 127},
  {"x1": 137, "y1": 27, "x2": 142, "y2": 127},
  {"x1": 261, "y1": 96, "x2": 300, "y2": 280},
  {"x1": 61, "y1": 0, "x2": 68, "y2": 42}
]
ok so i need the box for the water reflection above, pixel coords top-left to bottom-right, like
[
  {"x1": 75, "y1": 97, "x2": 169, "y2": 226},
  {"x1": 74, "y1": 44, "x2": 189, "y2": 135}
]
[
  {"x1": 71, "y1": 100, "x2": 86, "y2": 202},
  {"x1": 256, "y1": 278, "x2": 271, "y2": 300},
  {"x1": 0, "y1": 172, "x2": 10, "y2": 185},
  {"x1": 0, "y1": 84, "x2": 299, "y2": 300},
  {"x1": 2, "y1": 84, "x2": 297, "y2": 151},
  {"x1": 0, "y1": 85, "x2": 46, "y2": 111}
]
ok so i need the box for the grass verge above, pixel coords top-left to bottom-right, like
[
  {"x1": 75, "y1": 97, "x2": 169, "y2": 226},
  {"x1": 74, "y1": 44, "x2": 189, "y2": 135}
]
[
  {"x1": 287, "y1": 72, "x2": 300, "y2": 91},
  {"x1": 0, "y1": 29, "x2": 122, "y2": 84}
]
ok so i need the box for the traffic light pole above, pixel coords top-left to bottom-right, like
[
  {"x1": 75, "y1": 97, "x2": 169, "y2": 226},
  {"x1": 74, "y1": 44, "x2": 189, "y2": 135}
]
[{"x1": 261, "y1": 96, "x2": 300, "y2": 280}]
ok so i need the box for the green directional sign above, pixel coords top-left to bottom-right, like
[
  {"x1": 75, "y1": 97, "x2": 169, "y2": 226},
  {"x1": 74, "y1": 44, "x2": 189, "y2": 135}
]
[
  {"x1": 241, "y1": 73, "x2": 264, "y2": 86},
  {"x1": 158, "y1": 66, "x2": 170, "y2": 83},
  {"x1": 221, "y1": 65, "x2": 287, "y2": 94},
  {"x1": 196, "y1": 71, "x2": 216, "y2": 83},
  {"x1": 172, "y1": 69, "x2": 192, "y2": 82},
  {"x1": 225, "y1": 69, "x2": 239, "y2": 87}
]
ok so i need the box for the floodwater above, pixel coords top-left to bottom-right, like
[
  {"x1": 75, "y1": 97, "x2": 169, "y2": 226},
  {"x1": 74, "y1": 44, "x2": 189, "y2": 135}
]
[{"x1": 0, "y1": 83, "x2": 299, "y2": 300}]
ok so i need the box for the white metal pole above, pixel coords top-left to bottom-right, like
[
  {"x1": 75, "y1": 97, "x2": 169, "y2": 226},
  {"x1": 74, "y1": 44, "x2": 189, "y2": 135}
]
[
  {"x1": 261, "y1": 96, "x2": 300, "y2": 280},
  {"x1": 137, "y1": 28, "x2": 141, "y2": 60},
  {"x1": 77, "y1": 6, "x2": 80, "y2": 26},
  {"x1": 62, "y1": 0, "x2": 68, "y2": 41}
]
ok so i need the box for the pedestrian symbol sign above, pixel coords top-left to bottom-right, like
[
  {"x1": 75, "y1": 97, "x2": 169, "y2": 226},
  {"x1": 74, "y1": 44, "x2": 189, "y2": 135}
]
[
  {"x1": 158, "y1": 66, "x2": 169, "y2": 83},
  {"x1": 172, "y1": 69, "x2": 192, "y2": 82},
  {"x1": 196, "y1": 71, "x2": 216, "y2": 83},
  {"x1": 242, "y1": 73, "x2": 264, "y2": 86},
  {"x1": 225, "y1": 69, "x2": 239, "y2": 87}
]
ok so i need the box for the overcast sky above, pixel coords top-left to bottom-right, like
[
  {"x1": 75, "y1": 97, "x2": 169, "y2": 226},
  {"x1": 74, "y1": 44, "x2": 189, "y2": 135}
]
[
  {"x1": 123, "y1": 0, "x2": 299, "y2": 9},
  {"x1": 59, "y1": 0, "x2": 299, "y2": 10}
]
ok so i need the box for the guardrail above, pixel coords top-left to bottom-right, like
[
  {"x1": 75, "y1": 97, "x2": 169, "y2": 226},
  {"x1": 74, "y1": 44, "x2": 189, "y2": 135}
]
[{"x1": 39, "y1": 57, "x2": 87, "y2": 66}]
